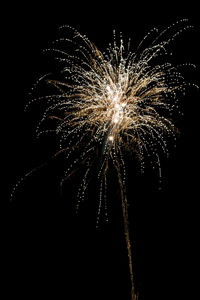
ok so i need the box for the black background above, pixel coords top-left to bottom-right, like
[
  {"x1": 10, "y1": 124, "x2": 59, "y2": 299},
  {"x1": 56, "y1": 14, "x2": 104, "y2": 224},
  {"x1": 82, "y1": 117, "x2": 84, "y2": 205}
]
[{"x1": 4, "y1": 2, "x2": 200, "y2": 300}]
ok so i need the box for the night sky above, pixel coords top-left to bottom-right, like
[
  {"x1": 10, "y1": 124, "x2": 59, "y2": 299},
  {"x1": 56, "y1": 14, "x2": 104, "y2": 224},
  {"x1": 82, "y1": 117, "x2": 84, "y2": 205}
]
[{"x1": 4, "y1": 2, "x2": 200, "y2": 300}]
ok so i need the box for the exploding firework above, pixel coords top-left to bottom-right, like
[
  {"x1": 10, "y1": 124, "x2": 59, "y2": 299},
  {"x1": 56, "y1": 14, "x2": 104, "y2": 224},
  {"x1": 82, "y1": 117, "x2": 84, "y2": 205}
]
[{"x1": 11, "y1": 19, "x2": 198, "y2": 300}]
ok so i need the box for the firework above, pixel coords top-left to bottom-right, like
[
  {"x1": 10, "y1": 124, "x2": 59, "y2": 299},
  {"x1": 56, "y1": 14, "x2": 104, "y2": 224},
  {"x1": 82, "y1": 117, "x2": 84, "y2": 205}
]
[{"x1": 11, "y1": 19, "x2": 198, "y2": 300}]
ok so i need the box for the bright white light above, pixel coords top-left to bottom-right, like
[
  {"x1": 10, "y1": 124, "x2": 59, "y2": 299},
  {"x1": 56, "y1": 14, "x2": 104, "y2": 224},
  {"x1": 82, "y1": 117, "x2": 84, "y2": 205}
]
[
  {"x1": 113, "y1": 95, "x2": 118, "y2": 102},
  {"x1": 108, "y1": 135, "x2": 114, "y2": 141},
  {"x1": 113, "y1": 117, "x2": 119, "y2": 123},
  {"x1": 106, "y1": 85, "x2": 111, "y2": 92}
]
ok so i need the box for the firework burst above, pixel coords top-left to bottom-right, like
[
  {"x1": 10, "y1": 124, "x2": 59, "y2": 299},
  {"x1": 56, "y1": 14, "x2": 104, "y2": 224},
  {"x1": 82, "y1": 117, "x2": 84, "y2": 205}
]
[{"x1": 11, "y1": 19, "x2": 198, "y2": 300}]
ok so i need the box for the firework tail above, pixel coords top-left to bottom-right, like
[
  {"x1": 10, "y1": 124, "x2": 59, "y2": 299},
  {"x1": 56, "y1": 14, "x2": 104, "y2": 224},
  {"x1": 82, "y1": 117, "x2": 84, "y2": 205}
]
[
  {"x1": 115, "y1": 159, "x2": 137, "y2": 300},
  {"x1": 97, "y1": 130, "x2": 136, "y2": 300}
]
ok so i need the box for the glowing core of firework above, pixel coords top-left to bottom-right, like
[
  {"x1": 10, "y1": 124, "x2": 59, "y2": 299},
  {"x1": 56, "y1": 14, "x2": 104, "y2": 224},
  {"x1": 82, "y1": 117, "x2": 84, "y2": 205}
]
[{"x1": 25, "y1": 21, "x2": 198, "y2": 212}]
